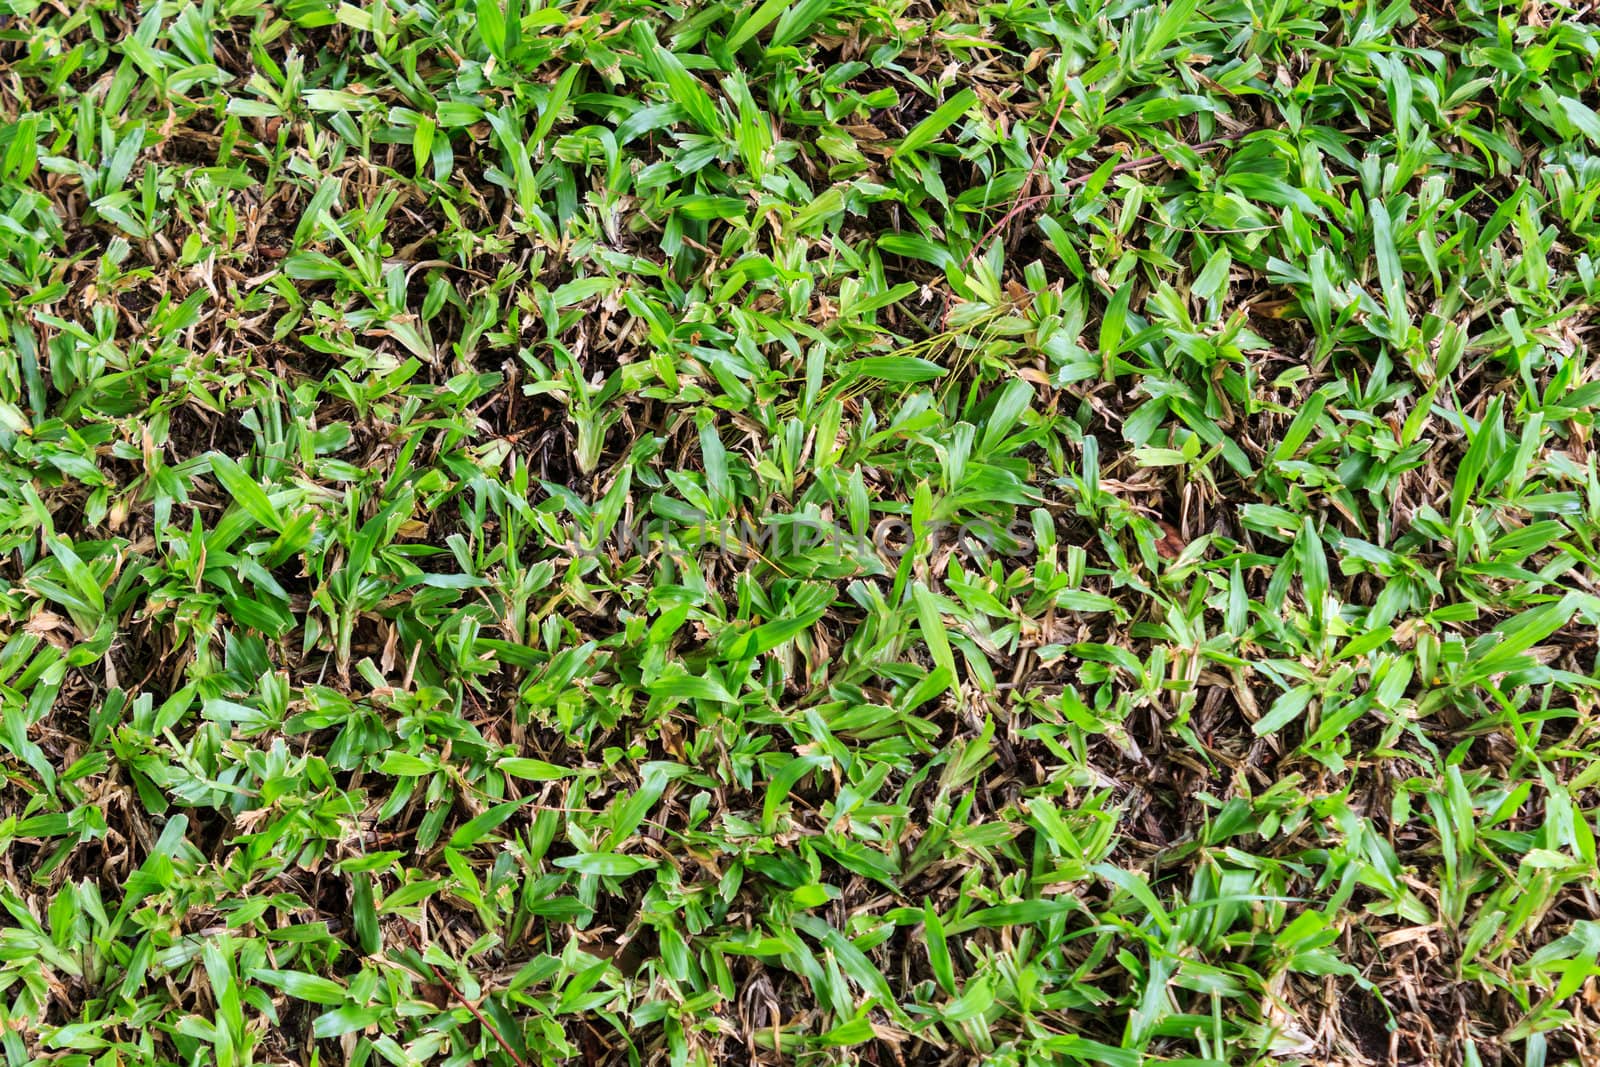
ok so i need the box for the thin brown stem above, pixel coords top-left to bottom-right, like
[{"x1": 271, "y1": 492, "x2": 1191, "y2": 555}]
[
  {"x1": 404, "y1": 931, "x2": 530, "y2": 1067},
  {"x1": 942, "y1": 130, "x2": 1251, "y2": 325},
  {"x1": 956, "y1": 88, "x2": 1071, "y2": 278}
]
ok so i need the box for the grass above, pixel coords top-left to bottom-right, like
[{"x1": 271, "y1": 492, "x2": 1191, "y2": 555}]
[{"x1": 0, "y1": 0, "x2": 1598, "y2": 1063}]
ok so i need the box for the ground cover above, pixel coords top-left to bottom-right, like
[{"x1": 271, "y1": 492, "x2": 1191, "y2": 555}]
[{"x1": 1, "y1": 0, "x2": 1599, "y2": 1063}]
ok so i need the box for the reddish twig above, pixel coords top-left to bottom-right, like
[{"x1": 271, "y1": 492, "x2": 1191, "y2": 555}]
[
  {"x1": 940, "y1": 89, "x2": 1068, "y2": 330},
  {"x1": 404, "y1": 931, "x2": 529, "y2": 1067},
  {"x1": 956, "y1": 89, "x2": 1071, "y2": 278},
  {"x1": 989, "y1": 134, "x2": 1243, "y2": 246},
  {"x1": 941, "y1": 131, "x2": 1250, "y2": 327}
]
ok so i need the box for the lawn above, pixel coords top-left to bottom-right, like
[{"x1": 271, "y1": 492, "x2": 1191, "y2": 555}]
[{"x1": 1, "y1": 0, "x2": 1599, "y2": 1063}]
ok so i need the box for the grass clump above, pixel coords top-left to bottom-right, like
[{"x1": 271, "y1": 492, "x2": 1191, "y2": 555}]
[{"x1": 1, "y1": 0, "x2": 1600, "y2": 1064}]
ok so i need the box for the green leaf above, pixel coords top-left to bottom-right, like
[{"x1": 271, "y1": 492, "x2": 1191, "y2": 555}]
[
  {"x1": 912, "y1": 582, "x2": 958, "y2": 682},
  {"x1": 726, "y1": 0, "x2": 789, "y2": 50},
  {"x1": 209, "y1": 454, "x2": 282, "y2": 532},
  {"x1": 553, "y1": 853, "x2": 658, "y2": 877},
  {"x1": 1370, "y1": 195, "x2": 1408, "y2": 341},
  {"x1": 252, "y1": 969, "x2": 347, "y2": 1006},
  {"x1": 895, "y1": 88, "x2": 978, "y2": 156},
  {"x1": 448, "y1": 798, "x2": 533, "y2": 849},
  {"x1": 844, "y1": 355, "x2": 947, "y2": 382},
  {"x1": 498, "y1": 758, "x2": 579, "y2": 781},
  {"x1": 1254, "y1": 684, "x2": 1314, "y2": 737},
  {"x1": 312, "y1": 1005, "x2": 385, "y2": 1039},
  {"x1": 638, "y1": 27, "x2": 723, "y2": 136}
]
